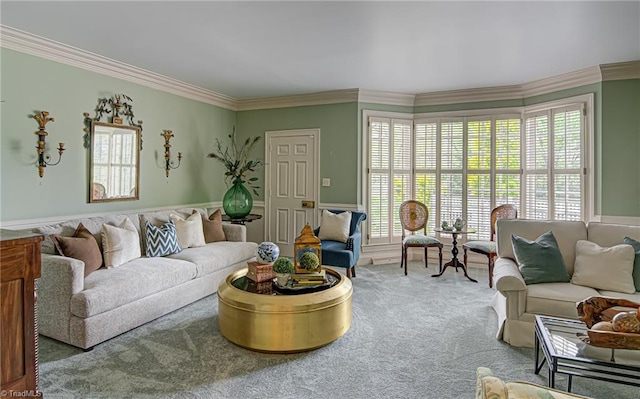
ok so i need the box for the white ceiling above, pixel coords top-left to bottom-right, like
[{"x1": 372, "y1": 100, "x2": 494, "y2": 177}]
[{"x1": 2, "y1": 1, "x2": 639, "y2": 100}]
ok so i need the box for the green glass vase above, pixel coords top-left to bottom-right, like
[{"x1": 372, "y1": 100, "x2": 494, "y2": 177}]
[{"x1": 223, "y1": 180, "x2": 253, "y2": 219}]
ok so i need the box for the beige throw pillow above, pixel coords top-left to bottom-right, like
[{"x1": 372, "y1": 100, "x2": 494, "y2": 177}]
[
  {"x1": 318, "y1": 210, "x2": 352, "y2": 243},
  {"x1": 202, "y1": 209, "x2": 227, "y2": 243},
  {"x1": 101, "y1": 217, "x2": 141, "y2": 268},
  {"x1": 170, "y1": 212, "x2": 206, "y2": 249},
  {"x1": 52, "y1": 223, "x2": 103, "y2": 277},
  {"x1": 571, "y1": 240, "x2": 636, "y2": 294}
]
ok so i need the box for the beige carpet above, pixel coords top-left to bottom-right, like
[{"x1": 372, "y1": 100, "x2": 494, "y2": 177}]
[{"x1": 38, "y1": 262, "x2": 638, "y2": 399}]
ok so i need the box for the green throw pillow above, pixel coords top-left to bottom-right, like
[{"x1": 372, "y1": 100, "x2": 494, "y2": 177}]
[
  {"x1": 623, "y1": 236, "x2": 640, "y2": 291},
  {"x1": 511, "y1": 231, "x2": 570, "y2": 284}
]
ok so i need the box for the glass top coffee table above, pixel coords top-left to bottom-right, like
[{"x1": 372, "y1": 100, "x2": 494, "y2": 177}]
[{"x1": 534, "y1": 315, "x2": 640, "y2": 392}]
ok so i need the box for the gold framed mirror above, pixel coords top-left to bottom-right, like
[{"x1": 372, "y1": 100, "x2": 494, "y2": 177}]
[{"x1": 89, "y1": 121, "x2": 140, "y2": 202}]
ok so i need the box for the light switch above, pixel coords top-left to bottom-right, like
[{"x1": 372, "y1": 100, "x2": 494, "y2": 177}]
[{"x1": 322, "y1": 178, "x2": 331, "y2": 187}]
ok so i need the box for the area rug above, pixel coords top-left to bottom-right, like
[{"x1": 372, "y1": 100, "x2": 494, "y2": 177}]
[{"x1": 39, "y1": 263, "x2": 637, "y2": 399}]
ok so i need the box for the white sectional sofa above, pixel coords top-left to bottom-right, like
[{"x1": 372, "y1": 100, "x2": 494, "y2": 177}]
[
  {"x1": 491, "y1": 219, "x2": 640, "y2": 347},
  {"x1": 26, "y1": 207, "x2": 257, "y2": 350}
]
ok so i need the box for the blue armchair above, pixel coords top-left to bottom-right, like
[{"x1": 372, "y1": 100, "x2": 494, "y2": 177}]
[{"x1": 314, "y1": 210, "x2": 367, "y2": 278}]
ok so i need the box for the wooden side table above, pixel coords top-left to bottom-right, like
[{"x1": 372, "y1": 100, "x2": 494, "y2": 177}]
[
  {"x1": 432, "y1": 228, "x2": 478, "y2": 283},
  {"x1": 221, "y1": 213, "x2": 262, "y2": 225}
]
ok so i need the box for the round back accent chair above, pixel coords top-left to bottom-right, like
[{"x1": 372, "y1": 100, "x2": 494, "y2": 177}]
[
  {"x1": 399, "y1": 200, "x2": 443, "y2": 276},
  {"x1": 463, "y1": 204, "x2": 518, "y2": 287}
]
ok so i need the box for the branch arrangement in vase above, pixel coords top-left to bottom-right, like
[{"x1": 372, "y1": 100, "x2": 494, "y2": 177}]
[{"x1": 207, "y1": 126, "x2": 264, "y2": 195}]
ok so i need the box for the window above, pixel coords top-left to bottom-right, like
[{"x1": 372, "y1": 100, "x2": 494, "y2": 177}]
[{"x1": 364, "y1": 95, "x2": 591, "y2": 245}]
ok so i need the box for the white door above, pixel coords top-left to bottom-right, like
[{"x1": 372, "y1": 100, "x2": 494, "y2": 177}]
[{"x1": 265, "y1": 129, "x2": 320, "y2": 257}]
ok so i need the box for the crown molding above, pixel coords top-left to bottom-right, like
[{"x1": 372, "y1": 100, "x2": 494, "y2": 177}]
[
  {"x1": 2, "y1": 25, "x2": 638, "y2": 111},
  {"x1": 236, "y1": 89, "x2": 359, "y2": 111},
  {"x1": 358, "y1": 89, "x2": 415, "y2": 107},
  {"x1": 521, "y1": 66, "x2": 602, "y2": 98},
  {"x1": 600, "y1": 60, "x2": 640, "y2": 81},
  {"x1": 0, "y1": 25, "x2": 238, "y2": 111},
  {"x1": 414, "y1": 85, "x2": 523, "y2": 107}
]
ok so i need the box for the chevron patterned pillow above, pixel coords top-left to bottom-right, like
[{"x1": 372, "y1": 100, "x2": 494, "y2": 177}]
[{"x1": 144, "y1": 220, "x2": 182, "y2": 257}]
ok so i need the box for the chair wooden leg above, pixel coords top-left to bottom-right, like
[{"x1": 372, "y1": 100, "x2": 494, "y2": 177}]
[
  {"x1": 351, "y1": 266, "x2": 356, "y2": 277},
  {"x1": 346, "y1": 267, "x2": 351, "y2": 278},
  {"x1": 424, "y1": 247, "x2": 428, "y2": 268},
  {"x1": 463, "y1": 248, "x2": 468, "y2": 270},
  {"x1": 488, "y1": 255, "x2": 495, "y2": 288},
  {"x1": 438, "y1": 246, "x2": 443, "y2": 273},
  {"x1": 400, "y1": 245, "x2": 404, "y2": 269},
  {"x1": 404, "y1": 247, "x2": 408, "y2": 276}
]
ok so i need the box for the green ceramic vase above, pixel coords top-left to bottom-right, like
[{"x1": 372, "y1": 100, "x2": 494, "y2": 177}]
[{"x1": 223, "y1": 180, "x2": 253, "y2": 219}]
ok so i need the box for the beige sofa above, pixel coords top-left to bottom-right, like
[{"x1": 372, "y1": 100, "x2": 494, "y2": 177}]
[
  {"x1": 27, "y1": 207, "x2": 257, "y2": 350},
  {"x1": 491, "y1": 219, "x2": 640, "y2": 347}
]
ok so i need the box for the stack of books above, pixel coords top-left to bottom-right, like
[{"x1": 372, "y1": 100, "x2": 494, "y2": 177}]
[
  {"x1": 292, "y1": 270, "x2": 326, "y2": 286},
  {"x1": 246, "y1": 260, "x2": 276, "y2": 282}
]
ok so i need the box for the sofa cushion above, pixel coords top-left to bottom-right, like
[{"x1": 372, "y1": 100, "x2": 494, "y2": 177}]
[
  {"x1": 102, "y1": 217, "x2": 141, "y2": 268},
  {"x1": 144, "y1": 220, "x2": 181, "y2": 257},
  {"x1": 202, "y1": 209, "x2": 227, "y2": 243},
  {"x1": 526, "y1": 283, "x2": 599, "y2": 319},
  {"x1": 52, "y1": 223, "x2": 103, "y2": 277},
  {"x1": 35, "y1": 213, "x2": 138, "y2": 255},
  {"x1": 139, "y1": 208, "x2": 204, "y2": 255},
  {"x1": 496, "y1": 219, "x2": 587, "y2": 275},
  {"x1": 170, "y1": 212, "x2": 206, "y2": 249},
  {"x1": 623, "y1": 236, "x2": 640, "y2": 291},
  {"x1": 597, "y1": 290, "x2": 640, "y2": 303},
  {"x1": 70, "y1": 257, "x2": 197, "y2": 318},
  {"x1": 168, "y1": 241, "x2": 257, "y2": 277},
  {"x1": 571, "y1": 240, "x2": 635, "y2": 294},
  {"x1": 511, "y1": 231, "x2": 570, "y2": 284}
]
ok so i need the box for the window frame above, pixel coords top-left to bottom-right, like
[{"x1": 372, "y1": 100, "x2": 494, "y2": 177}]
[{"x1": 361, "y1": 93, "x2": 594, "y2": 247}]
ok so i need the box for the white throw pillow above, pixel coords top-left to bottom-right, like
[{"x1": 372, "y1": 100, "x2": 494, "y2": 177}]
[
  {"x1": 571, "y1": 240, "x2": 635, "y2": 294},
  {"x1": 318, "y1": 210, "x2": 352, "y2": 243},
  {"x1": 101, "y1": 217, "x2": 141, "y2": 268},
  {"x1": 170, "y1": 212, "x2": 206, "y2": 249}
]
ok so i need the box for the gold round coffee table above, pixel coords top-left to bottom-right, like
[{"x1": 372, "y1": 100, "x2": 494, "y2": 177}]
[{"x1": 217, "y1": 267, "x2": 352, "y2": 353}]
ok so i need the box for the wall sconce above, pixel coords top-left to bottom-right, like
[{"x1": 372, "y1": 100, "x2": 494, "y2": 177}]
[
  {"x1": 32, "y1": 111, "x2": 65, "y2": 178},
  {"x1": 161, "y1": 130, "x2": 182, "y2": 177}
]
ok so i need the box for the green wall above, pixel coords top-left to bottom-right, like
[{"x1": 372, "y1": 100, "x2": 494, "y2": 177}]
[
  {"x1": 0, "y1": 49, "x2": 235, "y2": 223},
  {"x1": 1, "y1": 47, "x2": 637, "y2": 224},
  {"x1": 601, "y1": 79, "x2": 640, "y2": 216},
  {"x1": 236, "y1": 102, "x2": 358, "y2": 204}
]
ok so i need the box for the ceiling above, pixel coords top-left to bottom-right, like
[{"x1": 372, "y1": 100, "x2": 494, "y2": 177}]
[{"x1": 2, "y1": 1, "x2": 639, "y2": 100}]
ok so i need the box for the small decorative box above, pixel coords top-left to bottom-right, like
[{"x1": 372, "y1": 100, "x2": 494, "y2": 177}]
[
  {"x1": 246, "y1": 260, "x2": 276, "y2": 282},
  {"x1": 247, "y1": 279, "x2": 274, "y2": 295}
]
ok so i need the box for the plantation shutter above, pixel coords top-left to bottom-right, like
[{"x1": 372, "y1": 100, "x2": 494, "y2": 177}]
[
  {"x1": 524, "y1": 104, "x2": 584, "y2": 221},
  {"x1": 392, "y1": 120, "x2": 413, "y2": 236},
  {"x1": 552, "y1": 106, "x2": 583, "y2": 220},
  {"x1": 414, "y1": 121, "x2": 438, "y2": 233},
  {"x1": 439, "y1": 120, "x2": 464, "y2": 227},
  {"x1": 466, "y1": 119, "x2": 492, "y2": 240},
  {"x1": 495, "y1": 117, "x2": 522, "y2": 212},
  {"x1": 524, "y1": 113, "x2": 550, "y2": 219},
  {"x1": 367, "y1": 117, "x2": 413, "y2": 244}
]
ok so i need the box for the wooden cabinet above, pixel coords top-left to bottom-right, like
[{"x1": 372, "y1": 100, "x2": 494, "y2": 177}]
[{"x1": 1, "y1": 229, "x2": 43, "y2": 398}]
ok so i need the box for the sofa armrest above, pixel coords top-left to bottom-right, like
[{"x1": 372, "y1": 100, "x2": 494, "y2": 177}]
[
  {"x1": 222, "y1": 223, "x2": 246, "y2": 242},
  {"x1": 493, "y1": 257, "x2": 526, "y2": 293},
  {"x1": 37, "y1": 254, "x2": 85, "y2": 343},
  {"x1": 347, "y1": 232, "x2": 362, "y2": 257}
]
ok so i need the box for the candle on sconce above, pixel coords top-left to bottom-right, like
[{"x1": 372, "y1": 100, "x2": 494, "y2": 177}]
[{"x1": 59, "y1": 143, "x2": 65, "y2": 149}]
